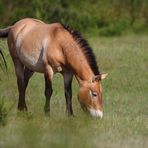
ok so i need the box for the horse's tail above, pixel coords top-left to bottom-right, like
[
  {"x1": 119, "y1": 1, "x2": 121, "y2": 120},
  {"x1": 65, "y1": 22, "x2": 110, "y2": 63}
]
[
  {"x1": 0, "y1": 48, "x2": 7, "y2": 71},
  {"x1": 0, "y1": 26, "x2": 12, "y2": 38},
  {"x1": 0, "y1": 26, "x2": 11, "y2": 71}
]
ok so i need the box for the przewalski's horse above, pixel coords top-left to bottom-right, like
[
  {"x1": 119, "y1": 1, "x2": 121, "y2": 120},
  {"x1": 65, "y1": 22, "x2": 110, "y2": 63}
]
[{"x1": 0, "y1": 18, "x2": 108, "y2": 118}]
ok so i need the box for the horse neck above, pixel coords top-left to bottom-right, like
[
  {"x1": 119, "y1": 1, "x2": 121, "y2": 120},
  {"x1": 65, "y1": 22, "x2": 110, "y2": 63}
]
[
  {"x1": 63, "y1": 41, "x2": 95, "y2": 86},
  {"x1": 75, "y1": 66, "x2": 94, "y2": 87}
]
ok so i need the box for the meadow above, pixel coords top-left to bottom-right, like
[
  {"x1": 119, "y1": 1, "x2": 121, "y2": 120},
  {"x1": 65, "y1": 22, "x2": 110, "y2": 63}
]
[{"x1": 0, "y1": 35, "x2": 147, "y2": 148}]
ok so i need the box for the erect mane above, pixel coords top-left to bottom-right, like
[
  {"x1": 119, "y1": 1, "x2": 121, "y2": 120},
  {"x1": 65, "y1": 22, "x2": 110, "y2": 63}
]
[{"x1": 62, "y1": 24, "x2": 100, "y2": 75}]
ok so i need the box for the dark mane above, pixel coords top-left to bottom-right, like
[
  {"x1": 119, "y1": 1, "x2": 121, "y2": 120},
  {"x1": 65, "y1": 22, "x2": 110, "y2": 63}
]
[{"x1": 62, "y1": 24, "x2": 100, "y2": 75}]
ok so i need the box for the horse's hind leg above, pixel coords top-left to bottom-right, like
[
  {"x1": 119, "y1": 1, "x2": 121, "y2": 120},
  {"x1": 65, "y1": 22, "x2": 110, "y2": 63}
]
[
  {"x1": 24, "y1": 67, "x2": 34, "y2": 90},
  {"x1": 63, "y1": 72, "x2": 73, "y2": 116},
  {"x1": 44, "y1": 74, "x2": 53, "y2": 114},
  {"x1": 14, "y1": 61, "x2": 33, "y2": 111}
]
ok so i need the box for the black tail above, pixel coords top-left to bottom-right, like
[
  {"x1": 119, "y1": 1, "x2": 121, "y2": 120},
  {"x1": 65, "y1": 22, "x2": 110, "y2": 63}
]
[
  {"x1": 0, "y1": 26, "x2": 10, "y2": 71},
  {"x1": 0, "y1": 48, "x2": 7, "y2": 72},
  {"x1": 0, "y1": 26, "x2": 11, "y2": 38}
]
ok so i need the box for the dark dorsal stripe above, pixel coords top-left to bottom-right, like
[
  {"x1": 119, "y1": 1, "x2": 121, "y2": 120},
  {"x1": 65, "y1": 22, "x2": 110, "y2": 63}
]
[{"x1": 62, "y1": 24, "x2": 100, "y2": 75}]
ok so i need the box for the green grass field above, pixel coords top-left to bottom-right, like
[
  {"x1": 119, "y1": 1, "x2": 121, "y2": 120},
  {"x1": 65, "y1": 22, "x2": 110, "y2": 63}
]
[{"x1": 0, "y1": 36, "x2": 147, "y2": 148}]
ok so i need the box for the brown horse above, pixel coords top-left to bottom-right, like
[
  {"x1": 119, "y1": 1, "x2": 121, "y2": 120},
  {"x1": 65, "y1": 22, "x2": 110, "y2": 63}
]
[{"x1": 0, "y1": 18, "x2": 107, "y2": 118}]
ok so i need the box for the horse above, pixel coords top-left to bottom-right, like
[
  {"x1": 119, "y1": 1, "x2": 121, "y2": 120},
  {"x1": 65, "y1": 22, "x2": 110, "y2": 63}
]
[{"x1": 0, "y1": 18, "x2": 108, "y2": 118}]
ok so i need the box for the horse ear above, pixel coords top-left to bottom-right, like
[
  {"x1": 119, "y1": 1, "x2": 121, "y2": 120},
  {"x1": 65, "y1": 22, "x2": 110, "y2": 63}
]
[
  {"x1": 92, "y1": 75, "x2": 101, "y2": 82},
  {"x1": 92, "y1": 73, "x2": 108, "y2": 82},
  {"x1": 100, "y1": 73, "x2": 108, "y2": 80}
]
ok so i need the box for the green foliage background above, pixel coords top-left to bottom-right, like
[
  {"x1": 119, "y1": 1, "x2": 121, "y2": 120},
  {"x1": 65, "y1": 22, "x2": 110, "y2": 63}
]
[{"x1": 0, "y1": 0, "x2": 148, "y2": 36}]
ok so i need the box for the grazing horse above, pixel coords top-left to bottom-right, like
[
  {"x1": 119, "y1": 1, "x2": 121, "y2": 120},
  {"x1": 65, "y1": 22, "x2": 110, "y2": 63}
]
[{"x1": 0, "y1": 18, "x2": 107, "y2": 118}]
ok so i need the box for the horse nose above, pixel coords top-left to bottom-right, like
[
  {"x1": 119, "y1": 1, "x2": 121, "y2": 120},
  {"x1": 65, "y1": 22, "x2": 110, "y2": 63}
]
[{"x1": 89, "y1": 108, "x2": 103, "y2": 118}]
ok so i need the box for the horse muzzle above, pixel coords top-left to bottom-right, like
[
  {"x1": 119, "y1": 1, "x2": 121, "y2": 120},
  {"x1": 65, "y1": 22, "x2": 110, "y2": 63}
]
[{"x1": 88, "y1": 108, "x2": 103, "y2": 118}]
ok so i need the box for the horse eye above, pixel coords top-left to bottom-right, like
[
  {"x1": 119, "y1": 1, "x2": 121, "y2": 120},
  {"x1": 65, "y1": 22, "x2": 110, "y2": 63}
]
[{"x1": 92, "y1": 92, "x2": 97, "y2": 97}]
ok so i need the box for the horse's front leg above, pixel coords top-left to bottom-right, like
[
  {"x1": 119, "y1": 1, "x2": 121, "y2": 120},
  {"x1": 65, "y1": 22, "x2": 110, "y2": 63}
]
[
  {"x1": 44, "y1": 74, "x2": 53, "y2": 115},
  {"x1": 44, "y1": 65, "x2": 54, "y2": 114},
  {"x1": 63, "y1": 72, "x2": 73, "y2": 116}
]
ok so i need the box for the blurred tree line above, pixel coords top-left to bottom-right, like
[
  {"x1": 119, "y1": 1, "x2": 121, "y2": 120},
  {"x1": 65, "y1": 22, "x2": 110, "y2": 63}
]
[{"x1": 0, "y1": 0, "x2": 148, "y2": 36}]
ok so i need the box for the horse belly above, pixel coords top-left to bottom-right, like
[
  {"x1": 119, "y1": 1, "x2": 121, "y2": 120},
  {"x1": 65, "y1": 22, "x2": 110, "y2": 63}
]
[{"x1": 18, "y1": 47, "x2": 46, "y2": 73}]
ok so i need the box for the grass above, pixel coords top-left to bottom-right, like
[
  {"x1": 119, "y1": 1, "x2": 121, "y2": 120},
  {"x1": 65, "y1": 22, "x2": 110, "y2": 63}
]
[{"x1": 0, "y1": 35, "x2": 148, "y2": 148}]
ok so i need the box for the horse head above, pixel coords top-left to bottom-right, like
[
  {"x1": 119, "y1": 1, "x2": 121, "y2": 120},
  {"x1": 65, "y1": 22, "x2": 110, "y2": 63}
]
[{"x1": 78, "y1": 73, "x2": 108, "y2": 118}]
